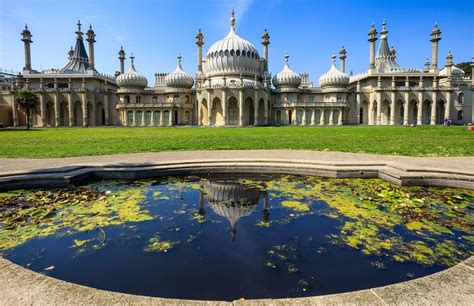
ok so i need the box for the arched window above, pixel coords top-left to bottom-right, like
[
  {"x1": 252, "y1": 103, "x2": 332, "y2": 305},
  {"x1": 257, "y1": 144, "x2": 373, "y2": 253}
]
[
  {"x1": 458, "y1": 93, "x2": 464, "y2": 104},
  {"x1": 124, "y1": 95, "x2": 130, "y2": 104},
  {"x1": 152, "y1": 96, "x2": 158, "y2": 103},
  {"x1": 457, "y1": 110, "x2": 464, "y2": 121},
  {"x1": 136, "y1": 95, "x2": 141, "y2": 103},
  {"x1": 337, "y1": 95, "x2": 342, "y2": 102}
]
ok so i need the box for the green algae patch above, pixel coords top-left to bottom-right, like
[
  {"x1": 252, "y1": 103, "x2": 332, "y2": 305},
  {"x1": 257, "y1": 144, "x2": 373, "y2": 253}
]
[
  {"x1": 144, "y1": 236, "x2": 176, "y2": 253},
  {"x1": 0, "y1": 180, "x2": 154, "y2": 250},
  {"x1": 281, "y1": 200, "x2": 310, "y2": 212}
]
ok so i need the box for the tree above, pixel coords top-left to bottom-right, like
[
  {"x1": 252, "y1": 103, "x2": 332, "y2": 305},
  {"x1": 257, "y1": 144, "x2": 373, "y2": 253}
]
[
  {"x1": 455, "y1": 62, "x2": 472, "y2": 78},
  {"x1": 15, "y1": 89, "x2": 39, "y2": 130}
]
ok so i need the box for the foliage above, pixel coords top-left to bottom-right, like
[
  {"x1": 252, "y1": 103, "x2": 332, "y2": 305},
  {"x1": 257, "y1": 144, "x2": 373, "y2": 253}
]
[
  {"x1": 15, "y1": 89, "x2": 39, "y2": 130},
  {"x1": 0, "y1": 126, "x2": 473, "y2": 158},
  {"x1": 456, "y1": 62, "x2": 472, "y2": 78}
]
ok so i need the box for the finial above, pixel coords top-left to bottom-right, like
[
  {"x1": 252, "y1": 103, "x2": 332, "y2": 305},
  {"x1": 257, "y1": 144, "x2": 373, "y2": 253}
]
[
  {"x1": 381, "y1": 19, "x2": 387, "y2": 32},
  {"x1": 434, "y1": 22, "x2": 438, "y2": 27},
  {"x1": 230, "y1": 7, "x2": 235, "y2": 29},
  {"x1": 130, "y1": 52, "x2": 135, "y2": 67},
  {"x1": 77, "y1": 20, "x2": 81, "y2": 32},
  {"x1": 198, "y1": 28, "x2": 201, "y2": 33},
  {"x1": 25, "y1": 24, "x2": 28, "y2": 30},
  {"x1": 331, "y1": 53, "x2": 337, "y2": 63},
  {"x1": 177, "y1": 52, "x2": 182, "y2": 68},
  {"x1": 284, "y1": 52, "x2": 289, "y2": 64}
]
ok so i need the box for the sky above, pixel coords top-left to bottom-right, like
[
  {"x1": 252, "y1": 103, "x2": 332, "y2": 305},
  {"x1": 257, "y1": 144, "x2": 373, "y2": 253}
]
[{"x1": 0, "y1": 0, "x2": 473, "y2": 85}]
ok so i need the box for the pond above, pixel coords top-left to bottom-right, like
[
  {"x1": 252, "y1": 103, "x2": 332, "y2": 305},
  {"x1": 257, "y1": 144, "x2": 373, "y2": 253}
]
[{"x1": 0, "y1": 174, "x2": 473, "y2": 301}]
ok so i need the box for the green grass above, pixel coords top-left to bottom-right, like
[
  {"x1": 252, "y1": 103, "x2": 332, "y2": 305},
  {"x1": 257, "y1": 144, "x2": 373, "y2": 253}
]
[{"x1": 0, "y1": 126, "x2": 472, "y2": 158}]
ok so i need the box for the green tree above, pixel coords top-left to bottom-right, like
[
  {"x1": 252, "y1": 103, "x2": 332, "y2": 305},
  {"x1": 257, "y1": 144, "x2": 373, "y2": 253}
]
[
  {"x1": 455, "y1": 62, "x2": 472, "y2": 78},
  {"x1": 15, "y1": 89, "x2": 39, "y2": 130}
]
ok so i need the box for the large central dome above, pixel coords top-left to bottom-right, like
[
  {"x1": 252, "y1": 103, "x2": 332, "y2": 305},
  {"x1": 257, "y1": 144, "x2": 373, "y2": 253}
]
[{"x1": 203, "y1": 9, "x2": 262, "y2": 79}]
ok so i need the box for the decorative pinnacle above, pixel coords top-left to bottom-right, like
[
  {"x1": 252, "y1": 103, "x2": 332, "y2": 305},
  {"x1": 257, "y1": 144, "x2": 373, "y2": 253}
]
[
  {"x1": 284, "y1": 52, "x2": 289, "y2": 64},
  {"x1": 130, "y1": 53, "x2": 135, "y2": 67},
  {"x1": 77, "y1": 20, "x2": 81, "y2": 32},
  {"x1": 25, "y1": 24, "x2": 28, "y2": 30},
  {"x1": 177, "y1": 52, "x2": 182, "y2": 68},
  {"x1": 230, "y1": 7, "x2": 235, "y2": 29},
  {"x1": 339, "y1": 45, "x2": 346, "y2": 57},
  {"x1": 331, "y1": 53, "x2": 337, "y2": 64}
]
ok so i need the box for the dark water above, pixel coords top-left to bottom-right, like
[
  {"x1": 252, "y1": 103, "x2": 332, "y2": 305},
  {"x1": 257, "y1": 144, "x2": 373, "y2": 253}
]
[{"x1": 1, "y1": 174, "x2": 473, "y2": 301}]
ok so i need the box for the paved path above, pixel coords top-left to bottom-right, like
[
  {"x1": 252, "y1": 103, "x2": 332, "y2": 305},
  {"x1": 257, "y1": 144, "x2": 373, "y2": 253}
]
[{"x1": 0, "y1": 150, "x2": 473, "y2": 174}]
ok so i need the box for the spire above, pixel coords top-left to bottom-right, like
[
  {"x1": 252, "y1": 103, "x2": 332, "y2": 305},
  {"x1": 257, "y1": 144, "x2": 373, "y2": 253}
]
[
  {"x1": 230, "y1": 7, "x2": 235, "y2": 30},
  {"x1": 61, "y1": 20, "x2": 89, "y2": 73},
  {"x1": 177, "y1": 52, "x2": 183, "y2": 69},
  {"x1": 130, "y1": 52, "x2": 135, "y2": 69}
]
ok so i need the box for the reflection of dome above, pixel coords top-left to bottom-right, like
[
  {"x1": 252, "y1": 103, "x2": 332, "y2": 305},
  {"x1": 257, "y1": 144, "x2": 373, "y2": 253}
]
[
  {"x1": 272, "y1": 53, "x2": 302, "y2": 88},
  {"x1": 318, "y1": 54, "x2": 349, "y2": 88},
  {"x1": 116, "y1": 54, "x2": 148, "y2": 89},
  {"x1": 203, "y1": 9, "x2": 261, "y2": 78},
  {"x1": 165, "y1": 53, "x2": 194, "y2": 89},
  {"x1": 204, "y1": 181, "x2": 260, "y2": 230}
]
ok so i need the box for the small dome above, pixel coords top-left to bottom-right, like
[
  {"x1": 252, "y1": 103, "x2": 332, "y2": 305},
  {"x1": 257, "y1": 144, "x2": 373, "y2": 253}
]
[
  {"x1": 439, "y1": 65, "x2": 465, "y2": 77},
  {"x1": 165, "y1": 54, "x2": 194, "y2": 89},
  {"x1": 203, "y1": 8, "x2": 261, "y2": 78},
  {"x1": 272, "y1": 53, "x2": 302, "y2": 88},
  {"x1": 318, "y1": 54, "x2": 349, "y2": 88},
  {"x1": 116, "y1": 54, "x2": 148, "y2": 89}
]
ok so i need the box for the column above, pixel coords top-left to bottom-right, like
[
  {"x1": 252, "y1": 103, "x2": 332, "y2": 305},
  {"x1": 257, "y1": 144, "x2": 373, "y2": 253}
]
[
  {"x1": 292, "y1": 108, "x2": 296, "y2": 125},
  {"x1": 338, "y1": 108, "x2": 343, "y2": 125},
  {"x1": 207, "y1": 92, "x2": 212, "y2": 126},
  {"x1": 417, "y1": 92, "x2": 423, "y2": 125},
  {"x1": 254, "y1": 91, "x2": 259, "y2": 126},
  {"x1": 11, "y1": 96, "x2": 18, "y2": 127},
  {"x1": 169, "y1": 109, "x2": 173, "y2": 126},
  {"x1": 311, "y1": 109, "x2": 316, "y2": 125},
  {"x1": 54, "y1": 93, "x2": 60, "y2": 127},
  {"x1": 390, "y1": 91, "x2": 396, "y2": 125},
  {"x1": 82, "y1": 94, "x2": 88, "y2": 127},
  {"x1": 329, "y1": 109, "x2": 334, "y2": 125},
  {"x1": 376, "y1": 91, "x2": 382, "y2": 125},
  {"x1": 430, "y1": 92, "x2": 437, "y2": 125},
  {"x1": 445, "y1": 91, "x2": 451, "y2": 120},
  {"x1": 40, "y1": 94, "x2": 46, "y2": 127},
  {"x1": 286, "y1": 109, "x2": 290, "y2": 125},
  {"x1": 239, "y1": 90, "x2": 244, "y2": 126},
  {"x1": 264, "y1": 97, "x2": 269, "y2": 125},
  {"x1": 90, "y1": 94, "x2": 96, "y2": 126},
  {"x1": 402, "y1": 92, "x2": 408, "y2": 125},
  {"x1": 222, "y1": 90, "x2": 227, "y2": 125},
  {"x1": 104, "y1": 95, "x2": 109, "y2": 126},
  {"x1": 68, "y1": 93, "x2": 73, "y2": 127},
  {"x1": 356, "y1": 93, "x2": 361, "y2": 124},
  {"x1": 302, "y1": 109, "x2": 306, "y2": 125},
  {"x1": 197, "y1": 96, "x2": 202, "y2": 126},
  {"x1": 160, "y1": 110, "x2": 164, "y2": 126}
]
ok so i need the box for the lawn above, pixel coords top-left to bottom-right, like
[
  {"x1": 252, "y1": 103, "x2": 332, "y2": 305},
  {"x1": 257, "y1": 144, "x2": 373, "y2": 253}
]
[{"x1": 0, "y1": 126, "x2": 473, "y2": 158}]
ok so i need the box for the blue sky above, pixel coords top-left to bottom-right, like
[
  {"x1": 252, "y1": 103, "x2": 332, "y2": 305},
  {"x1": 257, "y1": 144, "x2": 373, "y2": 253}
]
[{"x1": 1, "y1": 0, "x2": 473, "y2": 84}]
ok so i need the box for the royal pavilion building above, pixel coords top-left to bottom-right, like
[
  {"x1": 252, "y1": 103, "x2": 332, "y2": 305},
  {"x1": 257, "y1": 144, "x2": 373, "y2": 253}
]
[{"x1": 0, "y1": 9, "x2": 472, "y2": 127}]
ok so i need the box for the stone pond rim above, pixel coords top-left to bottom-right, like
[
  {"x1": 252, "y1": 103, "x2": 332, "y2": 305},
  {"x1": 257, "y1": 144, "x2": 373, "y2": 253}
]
[{"x1": 0, "y1": 151, "x2": 473, "y2": 303}]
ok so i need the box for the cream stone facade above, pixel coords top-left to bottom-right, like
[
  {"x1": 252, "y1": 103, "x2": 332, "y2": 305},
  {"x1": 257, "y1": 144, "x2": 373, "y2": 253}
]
[{"x1": 0, "y1": 11, "x2": 472, "y2": 127}]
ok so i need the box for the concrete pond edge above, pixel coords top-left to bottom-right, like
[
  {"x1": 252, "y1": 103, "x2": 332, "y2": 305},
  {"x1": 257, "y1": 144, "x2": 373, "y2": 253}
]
[{"x1": 0, "y1": 157, "x2": 473, "y2": 304}]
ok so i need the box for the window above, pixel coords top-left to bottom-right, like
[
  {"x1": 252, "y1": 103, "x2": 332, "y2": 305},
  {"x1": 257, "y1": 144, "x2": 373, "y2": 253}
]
[
  {"x1": 124, "y1": 95, "x2": 130, "y2": 104},
  {"x1": 307, "y1": 95, "x2": 314, "y2": 103},
  {"x1": 457, "y1": 110, "x2": 464, "y2": 121},
  {"x1": 136, "y1": 96, "x2": 141, "y2": 103},
  {"x1": 152, "y1": 96, "x2": 158, "y2": 103},
  {"x1": 458, "y1": 93, "x2": 464, "y2": 104}
]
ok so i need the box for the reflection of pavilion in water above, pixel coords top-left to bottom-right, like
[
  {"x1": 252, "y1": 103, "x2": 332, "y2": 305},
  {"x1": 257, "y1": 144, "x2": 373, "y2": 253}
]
[{"x1": 198, "y1": 180, "x2": 269, "y2": 240}]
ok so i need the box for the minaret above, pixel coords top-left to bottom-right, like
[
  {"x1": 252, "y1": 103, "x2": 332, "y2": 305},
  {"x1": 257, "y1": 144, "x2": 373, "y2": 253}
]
[
  {"x1": 389, "y1": 45, "x2": 396, "y2": 60},
  {"x1": 118, "y1": 46, "x2": 126, "y2": 73},
  {"x1": 68, "y1": 46, "x2": 74, "y2": 60},
  {"x1": 471, "y1": 57, "x2": 474, "y2": 87},
  {"x1": 368, "y1": 23, "x2": 378, "y2": 71},
  {"x1": 424, "y1": 57, "x2": 430, "y2": 72},
  {"x1": 86, "y1": 25, "x2": 96, "y2": 71},
  {"x1": 261, "y1": 28, "x2": 270, "y2": 72},
  {"x1": 430, "y1": 23, "x2": 441, "y2": 72},
  {"x1": 195, "y1": 29, "x2": 204, "y2": 73},
  {"x1": 339, "y1": 45, "x2": 347, "y2": 73},
  {"x1": 21, "y1": 24, "x2": 33, "y2": 71},
  {"x1": 445, "y1": 49, "x2": 453, "y2": 76}
]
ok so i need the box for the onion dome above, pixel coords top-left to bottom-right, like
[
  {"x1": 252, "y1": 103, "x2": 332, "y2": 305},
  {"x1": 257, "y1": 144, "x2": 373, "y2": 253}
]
[
  {"x1": 165, "y1": 53, "x2": 194, "y2": 89},
  {"x1": 272, "y1": 53, "x2": 302, "y2": 88},
  {"x1": 318, "y1": 54, "x2": 349, "y2": 88},
  {"x1": 116, "y1": 53, "x2": 148, "y2": 89},
  {"x1": 439, "y1": 66, "x2": 465, "y2": 77},
  {"x1": 203, "y1": 8, "x2": 261, "y2": 78}
]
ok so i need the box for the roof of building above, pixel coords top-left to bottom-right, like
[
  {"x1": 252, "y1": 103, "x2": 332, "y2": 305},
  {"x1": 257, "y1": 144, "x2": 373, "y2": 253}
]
[{"x1": 60, "y1": 21, "x2": 90, "y2": 74}]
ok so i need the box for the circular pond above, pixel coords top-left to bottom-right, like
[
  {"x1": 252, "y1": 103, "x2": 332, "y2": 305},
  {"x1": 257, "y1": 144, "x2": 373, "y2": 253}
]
[{"x1": 0, "y1": 174, "x2": 473, "y2": 301}]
